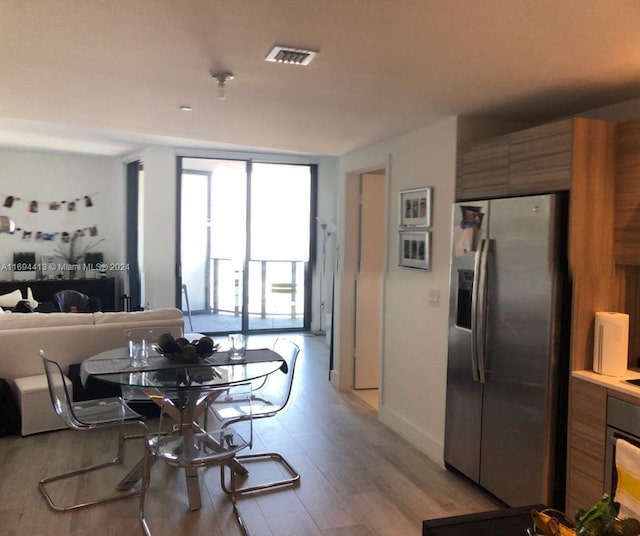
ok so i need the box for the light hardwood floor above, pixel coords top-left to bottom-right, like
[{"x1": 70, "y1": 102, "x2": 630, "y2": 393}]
[{"x1": 0, "y1": 333, "x2": 499, "y2": 535}]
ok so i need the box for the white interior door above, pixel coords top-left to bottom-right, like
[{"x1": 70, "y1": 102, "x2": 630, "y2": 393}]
[{"x1": 354, "y1": 172, "x2": 385, "y2": 389}]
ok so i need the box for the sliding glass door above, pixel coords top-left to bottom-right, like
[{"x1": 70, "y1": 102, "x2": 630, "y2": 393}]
[
  {"x1": 178, "y1": 157, "x2": 314, "y2": 334},
  {"x1": 247, "y1": 163, "x2": 311, "y2": 330}
]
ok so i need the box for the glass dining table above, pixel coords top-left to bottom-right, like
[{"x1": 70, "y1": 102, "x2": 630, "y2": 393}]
[{"x1": 80, "y1": 346, "x2": 285, "y2": 510}]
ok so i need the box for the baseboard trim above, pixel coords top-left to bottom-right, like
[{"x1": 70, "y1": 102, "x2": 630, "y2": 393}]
[
  {"x1": 329, "y1": 369, "x2": 339, "y2": 389},
  {"x1": 378, "y1": 404, "x2": 445, "y2": 468}
]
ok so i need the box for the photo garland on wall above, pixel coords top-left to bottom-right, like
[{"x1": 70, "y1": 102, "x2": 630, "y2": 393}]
[
  {"x1": 10, "y1": 225, "x2": 100, "y2": 241},
  {"x1": 2, "y1": 193, "x2": 97, "y2": 211},
  {"x1": 398, "y1": 187, "x2": 433, "y2": 271},
  {"x1": 0, "y1": 190, "x2": 100, "y2": 241}
]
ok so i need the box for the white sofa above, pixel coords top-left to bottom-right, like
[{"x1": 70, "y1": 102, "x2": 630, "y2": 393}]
[{"x1": 0, "y1": 308, "x2": 184, "y2": 383}]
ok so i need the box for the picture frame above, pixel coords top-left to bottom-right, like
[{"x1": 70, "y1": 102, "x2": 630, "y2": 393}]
[
  {"x1": 399, "y1": 187, "x2": 432, "y2": 228},
  {"x1": 39, "y1": 255, "x2": 67, "y2": 279},
  {"x1": 399, "y1": 230, "x2": 430, "y2": 270},
  {"x1": 12, "y1": 251, "x2": 36, "y2": 281}
]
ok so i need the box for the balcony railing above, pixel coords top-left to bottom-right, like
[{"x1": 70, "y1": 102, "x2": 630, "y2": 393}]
[{"x1": 209, "y1": 257, "x2": 306, "y2": 319}]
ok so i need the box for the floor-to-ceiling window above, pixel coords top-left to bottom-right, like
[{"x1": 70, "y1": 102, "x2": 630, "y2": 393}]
[{"x1": 178, "y1": 157, "x2": 315, "y2": 334}]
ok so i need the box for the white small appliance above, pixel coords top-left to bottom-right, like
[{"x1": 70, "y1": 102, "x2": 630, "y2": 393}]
[{"x1": 593, "y1": 312, "x2": 629, "y2": 377}]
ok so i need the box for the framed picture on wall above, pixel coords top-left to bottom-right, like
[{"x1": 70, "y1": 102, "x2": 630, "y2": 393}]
[
  {"x1": 399, "y1": 230, "x2": 430, "y2": 270},
  {"x1": 399, "y1": 187, "x2": 432, "y2": 228}
]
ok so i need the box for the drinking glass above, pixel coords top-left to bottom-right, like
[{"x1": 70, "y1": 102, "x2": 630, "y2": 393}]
[
  {"x1": 228, "y1": 334, "x2": 246, "y2": 360},
  {"x1": 129, "y1": 339, "x2": 149, "y2": 368}
]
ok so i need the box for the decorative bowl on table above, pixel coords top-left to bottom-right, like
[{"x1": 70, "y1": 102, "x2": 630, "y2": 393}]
[
  {"x1": 153, "y1": 334, "x2": 220, "y2": 364},
  {"x1": 531, "y1": 495, "x2": 640, "y2": 536},
  {"x1": 530, "y1": 509, "x2": 574, "y2": 535}
]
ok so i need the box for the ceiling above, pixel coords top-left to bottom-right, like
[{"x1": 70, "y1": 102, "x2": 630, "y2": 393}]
[{"x1": 2, "y1": 0, "x2": 640, "y2": 157}]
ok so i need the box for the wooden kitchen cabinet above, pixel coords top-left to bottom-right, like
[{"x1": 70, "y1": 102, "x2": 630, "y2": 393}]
[
  {"x1": 455, "y1": 135, "x2": 509, "y2": 201},
  {"x1": 509, "y1": 119, "x2": 573, "y2": 194},
  {"x1": 565, "y1": 377, "x2": 607, "y2": 518},
  {"x1": 456, "y1": 118, "x2": 593, "y2": 200},
  {"x1": 615, "y1": 119, "x2": 640, "y2": 265}
]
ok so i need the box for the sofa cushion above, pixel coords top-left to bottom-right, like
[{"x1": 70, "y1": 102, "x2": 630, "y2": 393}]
[
  {"x1": 0, "y1": 312, "x2": 94, "y2": 330},
  {"x1": 0, "y1": 290, "x2": 22, "y2": 308},
  {"x1": 2, "y1": 325, "x2": 120, "y2": 382},
  {"x1": 25, "y1": 287, "x2": 39, "y2": 309},
  {"x1": 93, "y1": 308, "x2": 184, "y2": 325},
  {"x1": 0, "y1": 307, "x2": 184, "y2": 383}
]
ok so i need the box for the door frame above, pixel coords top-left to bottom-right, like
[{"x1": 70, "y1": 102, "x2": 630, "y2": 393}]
[
  {"x1": 337, "y1": 162, "x2": 389, "y2": 392},
  {"x1": 175, "y1": 156, "x2": 317, "y2": 334},
  {"x1": 125, "y1": 160, "x2": 142, "y2": 310},
  {"x1": 353, "y1": 171, "x2": 386, "y2": 389}
]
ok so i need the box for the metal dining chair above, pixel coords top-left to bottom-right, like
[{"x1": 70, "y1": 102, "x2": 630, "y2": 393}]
[
  {"x1": 139, "y1": 383, "x2": 253, "y2": 536},
  {"x1": 211, "y1": 337, "x2": 301, "y2": 496},
  {"x1": 38, "y1": 350, "x2": 148, "y2": 511},
  {"x1": 121, "y1": 326, "x2": 183, "y2": 417},
  {"x1": 181, "y1": 283, "x2": 193, "y2": 332}
]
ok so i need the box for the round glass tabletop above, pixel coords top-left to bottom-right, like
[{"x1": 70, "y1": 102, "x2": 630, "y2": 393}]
[{"x1": 81, "y1": 347, "x2": 284, "y2": 390}]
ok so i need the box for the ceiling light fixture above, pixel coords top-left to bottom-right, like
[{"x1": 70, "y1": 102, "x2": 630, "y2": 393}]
[
  {"x1": 265, "y1": 46, "x2": 318, "y2": 66},
  {"x1": 210, "y1": 71, "x2": 234, "y2": 100},
  {"x1": 179, "y1": 105, "x2": 193, "y2": 111}
]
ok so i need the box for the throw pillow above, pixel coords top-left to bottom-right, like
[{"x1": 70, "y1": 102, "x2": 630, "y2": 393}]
[
  {"x1": 13, "y1": 300, "x2": 34, "y2": 313},
  {"x1": 0, "y1": 289, "x2": 22, "y2": 308},
  {"x1": 25, "y1": 287, "x2": 39, "y2": 309}
]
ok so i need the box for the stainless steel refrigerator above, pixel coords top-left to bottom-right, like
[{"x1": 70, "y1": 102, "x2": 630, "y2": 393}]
[{"x1": 444, "y1": 193, "x2": 570, "y2": 508}]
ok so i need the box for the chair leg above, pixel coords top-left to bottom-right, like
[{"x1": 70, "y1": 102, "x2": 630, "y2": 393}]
[
  {"x1": 39, "y1": 461, "x2": 141, "y2": 512},
  {"x1": 229, "y1": 462, "x2": 250, "y2": 536},
  {"x1": 182, "y1": 283, "x2": 193, "y2": 332},
  {"x1": 39, "y1": 422, "x2": 145, "y2": 512},
  {"x1": 138, "y1": 443, "x2": 154, "y2": 536},
  {"x1": 220, "y1": 452, "x2": 300, "y2": 496}
]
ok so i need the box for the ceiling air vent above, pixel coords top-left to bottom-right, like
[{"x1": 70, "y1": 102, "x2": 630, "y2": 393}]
[{"x1": 265, "y1": 46, "x2": 318, "y2": 66}]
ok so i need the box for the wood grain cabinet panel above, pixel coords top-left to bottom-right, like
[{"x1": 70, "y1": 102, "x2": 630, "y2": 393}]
[
  {"x1": 456, "y1": 119, "x2": 577, "y2": 200},
  {"x1": 509, "y1": 119, "x2": 573, "y2": 194},
  {"x1": 456, "y1": 135, "x2": 509, "y2": 200},
  {"x1": 565, "y1": 377, "x2": 607, "y2": 517},
  {"x1": 615, "y1": 119, "x2": 640, "y2": 265}
]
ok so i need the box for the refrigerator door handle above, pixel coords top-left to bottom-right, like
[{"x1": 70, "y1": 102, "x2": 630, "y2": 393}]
[
  {"x1": 470, "y1": 239, "x2": 484, "y2": 382},
  {"x1": 477, "y1": 239, "x2": 491, "y2": 384}
]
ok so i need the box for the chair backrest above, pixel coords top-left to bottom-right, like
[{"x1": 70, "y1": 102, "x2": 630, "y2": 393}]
[
  {"x1": 156, "y1": 384, "x2": 253, "y2": 465},
  {"x1": 260, "y1": 338, "x2": 300, "y2": 413},
  {"x1": 39, "y1": 350, "x2": 84, "y2": 429},
  {"x1": 54, "y1": 289, "x2": 90, "y2": 313},
  {"x1": 123, "y1": 326, "x2": 183, "y2": 347},
  {"x1": 122, "y1": 326, "x2": 182, "y2": 402}
]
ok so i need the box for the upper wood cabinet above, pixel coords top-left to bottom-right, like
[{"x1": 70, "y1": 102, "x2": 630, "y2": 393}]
[
  {"x1": 615, "y1": 119, "x2": 640, "y2": 265},
  {"x1": 456, "y1": 118, "x2": 594, "y2": 201},
  {"x1": 509, "y1": 120, "x2": 573, "y2": 195},
  {"x1": 456, "y1": 135, "x2": 509, "y2": 201}
]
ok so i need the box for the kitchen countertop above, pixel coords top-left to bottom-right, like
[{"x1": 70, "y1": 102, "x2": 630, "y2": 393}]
[{"x1": 573, "y1": 369, "x2": 640, "y2": 398}]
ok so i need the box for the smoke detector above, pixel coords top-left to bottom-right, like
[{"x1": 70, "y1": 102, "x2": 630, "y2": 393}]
[{"x1": 265, "y1": 46, "x2": 318, "y2": 66}]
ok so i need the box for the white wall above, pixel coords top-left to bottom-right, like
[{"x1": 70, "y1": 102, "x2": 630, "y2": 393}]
[
  {"x1": 334, "y1": 115, "x2": 569, "y2": 465},
  {"x1": 141, "y1": 147, "x2": 339, "y2": 324},
  {"x1": 314, "y1": 156, "x2": 339, "y2": 333},
  {"x1": 140, "y1": 146, "x2": 177, "y2": 309},
  {"x1": 335, "y1": 117, "x2": 458, "y2": 464},
  {"x1": 0, "y1": 147, "x2": 125, "y2": 288},
  {"x1": 0, "y1": 145, "x2": 338, "y2": 322}
]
